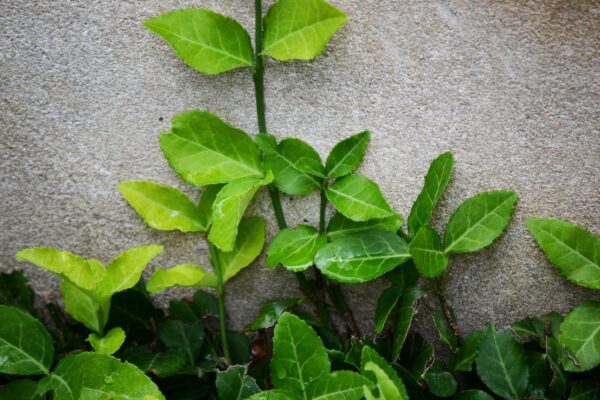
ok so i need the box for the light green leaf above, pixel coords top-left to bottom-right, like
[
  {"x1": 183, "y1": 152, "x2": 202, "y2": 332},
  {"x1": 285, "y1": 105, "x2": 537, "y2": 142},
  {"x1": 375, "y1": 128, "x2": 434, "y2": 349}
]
[
  {"x1": 267, "y1": 225, "x2": 326, "y2": 271},
  {"x1": 160, "y1": 111, "x2": 263, "y2": 186},
  {"x1": 450, "y1": 330, "x2": 484, "y2": 372},
  {"x1": 144, "y1": 8, "x2": 253, "y2": 74},
  {"x1": 0, "y1": 380, "x2": 41, "y2": 400},
  {"x1": 362, "y1": 362, "x2": 407, "y2": 400},
  {"x1": 392, "y1": 287, "x2": 427, "y2": 359},
  {"x1": 560, "y1": 301, "x2": 600, "y2": 372},
  {"x1": 216, "y1": 217, "x2": 266, "y2": 283},
  {"x1": 146, "y1": 264, "x2": 215, "y2": 293},
  {"x1": 526, "y1": 218, "x2": 600, "y2": 290},
  {"x1": 129, "y1": 350, "x2": 186, "y2": 379},
  {"x1": 263, "y1": 0, "x2": 347, "y2": 61},
  {"x1": 264, "y1": 138, "x2": 324, "y2": 195},
  {"x1": 38, "y1": 352, "x2": 165, "y2": 400},
  {"x1": 87, "y1": 327, "x2": 126, "y2": 355},
  {"x1": 16, "y1": 247, "x2": 98, "y2": 291},
  {"x1": 256, "y1": 133, "x2": 278, "y2": 153},
  {"x1": 158, "y1": 320, "x2": 205, "y2": 367},
  {"x1": 444, "y1": 190, "x2": 518, "y2": 253},
  {"x1": 198, "y1": 185, "x2": 222, "y2": 229},
  {"x1": 306, "y1": 371, "x2": 371, "y2": 400},
  {"x1": 61, "y1": 279, "x2": 109, "y2": 333},
  {"x1": 360, "y1": 346, "x2": 408, "y2": 400},
  {"x1": 208, "y1": 173, "x2": 272, "y2": 251},
  {"x1": 216, "y1": 365, "x2": 260, "y2": 400},
  {"x1": 374, "y1": 286, "x2": 402, "y2": 334},
  {"x1": 248, "y1": 390, "x2": 300, "y2": 400},
  {"x1": 476, "y1": 325, "x2": 528, "y2": 400},
  {"x1": 326, "y1": 212, "x2": 403, "y2": 242},
  {"x1": 325, "y1": 131, "x2": 370, "y2": 178},
  {"x1": 0, "y1": 305, "x2": 53, "y2": 376},
  {"x1": 119, "y1": 181, "x2": 206, "y2": 232},
  {"x1": 326, "y1": 174, "x2": 394, "y2": 222},
  {"x1": 244, "y1": 299, "x2": 302, "y2": 331},
  {"x1": 409, "y1": 226, "x2": 448, "y2": 277},
  {"x1": 315, "y1": 230, "x2": 410, "y2": 283},
  {"x1": 99, "y1": 245, "x2": 163, "y2": 297},
  {"x1": 408, "y1": 152, "x2": 454, "y2": 236},
  {"x1": 456, "y1": 390, "x2": 494, "y2": 400},
  {"x1": 271, "y1": 312, "x2": 330, "y2": 396}
]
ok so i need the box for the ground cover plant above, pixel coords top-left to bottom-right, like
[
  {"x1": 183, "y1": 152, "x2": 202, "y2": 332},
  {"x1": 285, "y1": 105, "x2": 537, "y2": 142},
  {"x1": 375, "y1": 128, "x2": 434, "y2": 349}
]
[{"x1": 1, "y1": 0, "x2": 599, "y2": 398}]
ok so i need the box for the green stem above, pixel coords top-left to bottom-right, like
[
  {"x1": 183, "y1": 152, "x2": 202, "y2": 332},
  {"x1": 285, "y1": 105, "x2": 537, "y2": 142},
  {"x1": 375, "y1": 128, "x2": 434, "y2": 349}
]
[
  {"x1": 429, "y1": 277, "x2": 462, "y2": 344},
  {"x1": 209, "y1": 243, "x2": 231, "y2": 361}
]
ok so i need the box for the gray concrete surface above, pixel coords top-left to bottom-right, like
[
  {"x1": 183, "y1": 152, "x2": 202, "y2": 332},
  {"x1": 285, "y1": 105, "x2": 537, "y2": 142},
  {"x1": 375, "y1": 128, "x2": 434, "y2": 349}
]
[{"x1": 1, "y1": 0, "x2": 599, "y2": 335}]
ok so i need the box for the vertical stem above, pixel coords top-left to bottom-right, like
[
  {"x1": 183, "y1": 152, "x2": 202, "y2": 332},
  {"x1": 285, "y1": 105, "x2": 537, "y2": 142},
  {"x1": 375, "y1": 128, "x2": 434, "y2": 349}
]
[
  {"x1": 429, "y1": 277, "x2": 462, "y2": 344},
  {"x1": 209, "y1": 243, "x2": 231, "y2": 361}
]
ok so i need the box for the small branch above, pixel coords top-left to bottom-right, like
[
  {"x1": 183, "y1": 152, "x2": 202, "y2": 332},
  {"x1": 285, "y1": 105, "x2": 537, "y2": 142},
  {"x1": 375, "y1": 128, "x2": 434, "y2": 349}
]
[{"x1": 209, "y1": 243, "x2": 231, "y2": 362}]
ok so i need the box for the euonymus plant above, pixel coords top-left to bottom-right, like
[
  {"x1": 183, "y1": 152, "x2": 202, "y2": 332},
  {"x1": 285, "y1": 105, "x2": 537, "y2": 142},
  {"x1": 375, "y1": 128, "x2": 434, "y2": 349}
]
[{"x1": 2, "y1": 0, "x2": 599, "y2": 398}]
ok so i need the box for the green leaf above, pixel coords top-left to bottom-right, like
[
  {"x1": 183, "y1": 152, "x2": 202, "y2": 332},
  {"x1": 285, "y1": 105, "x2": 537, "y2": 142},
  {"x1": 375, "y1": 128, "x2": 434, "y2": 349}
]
[
  {"x1": 256, "y1": 133, "x2": 278, "y2": 153},
  {"x1": 399, "y1": 333, "x2": 433, "y2": 378},
  {"x1": 569, "y1": 381, "x2": 600, "y2": 400},
  {"x1": 511, "y1": 312, "x2": 562, "y2": 345},
  {"x1": 450, "y1": 330, "x2": 484, "y2": 372},
  {"x1": 0, "y1": 380, "x2": 41, "y2": 400},
  {"x1": 392, "y1": 287, "x2": 427, "y2": 359},
  {"x1": 315, "y1": 230, "x2": 410, "y2": 283},
  {"x1": 423, "y1": 369, "x2": 457, "y2": 398},
  {"x1": 248, "y1": 390, "x2": 300, "y2": 400},
  {"x1": 361, "y1": 346, "x2": 408, "y2": 400},
  {"x1": 526, "y1": 218, "x2": 600, "y2": 289},
  {"x1": 374, "y1": 286, "x2": 402, "y2": 334},
  {"x1": 129, "y1": 350, "x2": 186, "y2": 378},
  {"x1": 158, "y1": 320, "x2": 205, "y2": 367},
  {"x1": 198, "y1": 185, "x2": 222, "y2": 229},
  {"x1": 217, "y1": 365, "x2": 260, "y2": 400},
  {"x1": 408, "y1": 152, "x2": 454, "y2": 236},
  {"x1": 267, "y1": 225, "x2": 326, "y2": 271},
  {"x1": 0, "y1": 305, "x2": 53, "y2": 375},
  {"x1": 38, "y1": 352, "x2": 164, "y2": 400},
  {"x1": 87, "y1": 327, "x2": 126, "y2": 355},
  {"x1": 431, "y1": 310, "x2": 458, "y2": 351},
  {"x1": 306, "y1": 371, "x2": 372, "y2": 400},
  {"x1": 119, "y1": 181, "x2": 206, "y2": 232},
  {"x1": 0, "y1": 271, "x2": 34, "y2": 312},
  {"x1": 216, "y1": 217, "x2": 266, "y2": 283},
  {"x1": 326, "y1": 174, "x2": 394, "y2": 222},
  {"x1": 264, "y1": 138, "x2": 324, "y2": 195},
  {"x1": 61, "y1": 279, "x2": 109, "y2": 333},
  {"x1": 525, "y1": 351, "x2": 548, "y2": 398},
  {"x1": 325, "y1": 131, "x2": 370, "y2": 178},
  {"x1": 271, "y1": 312, "x2": 330, "y2": 396},
  {"x1": 262, "y1": 0, "x2": 347, "y2": 61},
  {"x1": 160, "y1": 111, "x2": 263, "y2": 186},
  {"x1": 545, "y1": 337, "x2": 568, "y2": 399},
  {"x1": 326, "y1": 212, "x2": 403, "y2": 242},
  {"x1": 409, "y1": 226, "x2": 448, "y2": 277},
  {"x1": 208, "y1": 173, "x2": 272, "y2": 251},
  {"x1": 244, "y1": 298, "x2": 302, "y2": 331},
  {"x1": 476, "y1": 325, "x2": 528, "y2": 400},
  {"x1": 16, "y1": 247, "x2": 98, "y2": 291},
  {"x1": 144, "y1": 8, "x2": 253, "y2": 74},
  {"x1": 444, "y1": 190, "x2": 518, "y2": 253},
  {"x1": 456, "y1": 390, "x2": 494, "y2": 400},
  {"x1": 146, "y1": 264, "x2": 215, "y2": 293},
  {"x1": 559, "y1": 301, "x2": 600, "y2": 372},
  {"x1": 99, "y1": 245, "x2": 163, "y2": 297}
]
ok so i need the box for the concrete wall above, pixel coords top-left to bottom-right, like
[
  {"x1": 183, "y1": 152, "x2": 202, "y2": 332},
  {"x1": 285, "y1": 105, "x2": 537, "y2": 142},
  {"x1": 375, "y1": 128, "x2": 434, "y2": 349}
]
[{"x1": 2, "y1": 0, "x2": 599, "y2": 333}]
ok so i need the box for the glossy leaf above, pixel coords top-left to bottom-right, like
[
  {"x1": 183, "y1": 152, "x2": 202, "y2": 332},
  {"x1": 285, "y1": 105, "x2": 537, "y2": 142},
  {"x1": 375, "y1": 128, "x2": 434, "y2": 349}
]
[
  {"x1": 0, "y1": 305, "x2": 53, "y2": 376},
  {"x1": 130, "y1": 350, "x2": 186, "y2": 378},
  {"x1": 315, "y1": 230, "x2": 410, "y2": 283},
  {"x1": 325, "y1": 131, "x2": 370, "y2": 178},
  {"x1": 526, "y1": 218, "x2": 600, "y2": 289},
  {"x1": 263, "y1": 0, "x2": 347, "y2": 61},
  {"x1": 271, "y1": 312, "x2": 330, "y2": 396},
  {"x1": 145, "y1": 8, "x2": 253, "y2": 74},
  {"x1": 244, "y1": 298, "x2": 302, "y2": 331},
  {"x1": 86, "y1": 327, "x2": 125, "y2": 355},
  {"x1": 560, "y1": 301, "x2": 600, "y2": 372},
  {"x1": 216, "y1": 365, "x2": 260, "y2": 400},
  {"x1": 409, "y1": 226, "x2": 448, "y2": 277},
  {"x1": 456, "y1": 390, "x2": 494, "y2": 400},
  {"x1": 363, "y1": 362, "x2": 406, "y2": 400},
  {"x1": 0, "y1": 380, "x2": 41, "y2": 400},
  {"x1": 450, "y1": 330, "x2": 484, "y2": 372},
  {"x1": 38, "y1": 352, "x2": 164, "y2": 400},
  {"x1": 326, "y1": 174, "x2": 394, "y2": 222},
  {"x1": 361, "y1": 346, "x2": 409, "y2": 399},
  {"x1": 119, "y1": 181, "x2": 206, "y2": 232},
  {"x1": 146, "y1": 264, "x2": 214, "y2": 293},
  {"x1": 392, "y1": 287, "x2": 427, "y2": 359},
  {"x1": 61, "y1": 279, "x2": 109, "y2": 333},
  {"x1": 158, "y1": 320, "x2": 205, "y2": 367},
  {"x1": 408, "y1": 152, "x2": 454, "y2": 236},
  {"x1": 306, "y1": 371, "x2": 372, "y2": 400},
  {"x1": 160, "y1": 111, "x2": 263, "y2": 186},
  {"x1": 374, "y1": 286, "x2": 402, "y2": 334},
  {"x1": 476, "y1": 325, "x2": 528, "y2": 400},
  {"x1": 264, "y1": 138, "x2": 324, "y2": 195},
  {"x1": 326, "y1": 212, "x2": 403, "y2": 242},
  {"x1": 267, "y1": 224, "x2": 326, "y2": 271},
  {"x1": 444, "y1": 190, "x2": 518, "y2": 253},
  {"x1": 208, "y1": 173, "x2": 272, "y2": 251}
]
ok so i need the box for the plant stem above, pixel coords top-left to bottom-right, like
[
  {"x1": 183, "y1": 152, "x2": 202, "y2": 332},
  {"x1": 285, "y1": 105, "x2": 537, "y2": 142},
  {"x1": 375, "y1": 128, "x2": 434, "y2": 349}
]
[
  {"x1": 429, "y1": 277, "x2": 462, "y2": 344},
  {"x1": 209, "y1": 243, "x2": 231, "y2": 361}
]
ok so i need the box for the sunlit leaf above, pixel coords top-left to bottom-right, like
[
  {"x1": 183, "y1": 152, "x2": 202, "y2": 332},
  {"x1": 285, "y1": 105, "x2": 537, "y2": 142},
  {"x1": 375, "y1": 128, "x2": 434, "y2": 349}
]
[
  {"x1": 361, "y1": 346, "x2": 408, "y2": 400},
  {"x1": 326, "y1": 174, "x2": 394, "y2": 222},
  {"x1": 325, "y1": 131, "x2": 370, "y2": 178},
  {"x1": 61, "y1": 279, "x2": 109, "y2": 333},
  {"x1": 326, "y1": 212, "x2": 403, "y2": 242},
  {"x1": 86, "y1": 327, "x2": 126, "y2": 355},
  {"x1": 267, "y1": 225, "x2": 326, "y2": 271},
  {"x1": 146, "y1": 264, "x2": 215, "y2": 293},
  {"x1": 409, "y1": 226, "x2": 448, "y2": 277},
  {"x1": 216, "y1": 217, "x2": 266, "y2": 283},
  {"x1": 306, "y1": 370, "x2": 371, "y2": 400},
  {"x1": 560, "y1": 301, "x2": 600, "y2": 372}
]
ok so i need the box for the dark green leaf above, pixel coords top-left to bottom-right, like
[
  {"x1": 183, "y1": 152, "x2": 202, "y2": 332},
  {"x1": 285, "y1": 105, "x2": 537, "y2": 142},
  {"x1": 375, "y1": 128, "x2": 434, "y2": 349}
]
[
  {"x1": 546, "y1": 337, "x2": 568, "y2": 399},
  {"x1": 408, "y1": 151, "x2": 454, "y2": 236},
  {"x1": 385, "y1": 261, "x2": 419, "y2": 289},
  {"x1": 130, "y1": 349, "x2": 186, "y2": 378},
  {"x1": 560, "y1": 301, "x2": 600, "y2": 372},
  {"x1": 424, "y1": 369, "x2": 457, "y2": 397},
  {"x1": 0, "y1": 271, "x2": 34, "y2": 312},
  {"x1": 267, "y1": 225, "x2": 326, "y2": 271},
  {"x1": 511, "y1": 312, "x2": 562, "y2": 345},
  {"x1": 326, "y1": 174, "x2": 394, "y2": 222},
  {"x1": 409, "y1": 226, "x2": 448, "y2": 277},
  {"x1": 326, "y1": 212, "x2": 403, "y2": 242},
  {"x1": 216, "y1": 365, "x2": 260, "y2": 400},
  {"x1": 374, "y1": 286, "x2": 402, "y2": 334},
  {"x1": 526, "y1": 351, "x2": 549, "y2": 398},
  {"x1": 431, "y1": 309, "x2": 458, "y2": 351},
  {"x1": 0, "y1": 380, "x2": 41, "y2": 400},
  {"x1": 158, "y1": 320, "x2": 205, "y2": 367},
  {"x1": 569, "y1": 380, "x2": 600, "y2": 400},
  {"x1": 325, "y1": 131, "x2": 370, "y2": 178},
  {"x1": 399, "y1": 333, "x2": 434, "y2": 378},
  {"x1": 392, "y1": 287, "x2": 427, "y2": 360},
  {"x1": 450, "y1": 330, "x2": 484, "y2": 372},
  {"x1": 456, "y1": 390, "x2": 494, "y2": 400},
  {"x1": 244, "y1": 298, "x2": 302, "y2": 331}
]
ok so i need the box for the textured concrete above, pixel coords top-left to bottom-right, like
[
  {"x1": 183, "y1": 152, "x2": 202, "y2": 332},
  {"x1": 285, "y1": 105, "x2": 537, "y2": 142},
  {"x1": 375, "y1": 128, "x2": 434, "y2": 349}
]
[{"x1": 1, "y1": 0, "x2": 599, "y2": 334}]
